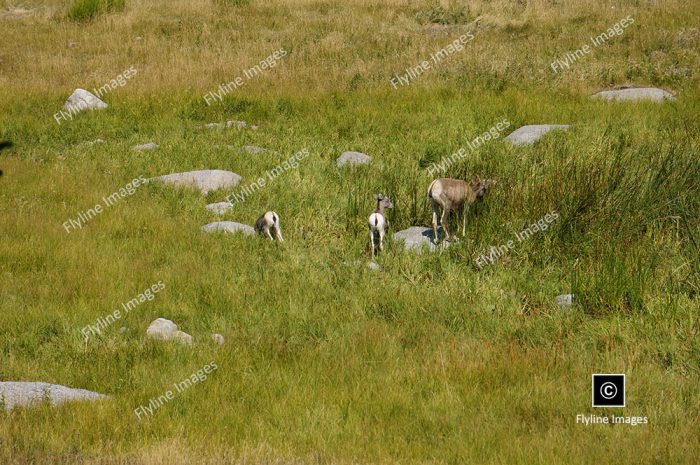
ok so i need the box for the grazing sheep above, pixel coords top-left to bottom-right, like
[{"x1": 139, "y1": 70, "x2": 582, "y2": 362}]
[
  {"x1": 368, "y1": 194, "x2": 394, "y2": 258},
  {"x1": 255, "y1": 211, "x2": 284, "y2": 241},
  {"x1": 428, "y1": 176, "x2": 492, "y2": 243}
]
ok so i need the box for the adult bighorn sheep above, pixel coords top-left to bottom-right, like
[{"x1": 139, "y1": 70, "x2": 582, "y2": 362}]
[
  {"x1": 368, "y1": 194, "x2": 393, "y2": 258},
  {"x1": 255, "y1": 211, "x2": 284, "y2": 241},
  {"x1": 428, "y1": 176, "x2": 492, "y2": 243}
]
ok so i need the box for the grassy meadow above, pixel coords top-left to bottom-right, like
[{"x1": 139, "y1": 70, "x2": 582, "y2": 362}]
[{"x1": 0, "y1": 0, "x2": 699, "y2": 463}]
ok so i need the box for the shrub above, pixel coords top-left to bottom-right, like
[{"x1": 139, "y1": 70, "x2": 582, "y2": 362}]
[{"x1": 66, "y1": 0, "x2": 125, "y2": 22}]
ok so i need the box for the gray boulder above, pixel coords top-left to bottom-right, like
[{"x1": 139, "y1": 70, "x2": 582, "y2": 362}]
[
  {"x1": 202, "y1": 221, "x2": 255, "y2": 236},
  {"x1": 206, "y1": 201, "x2": 233, "y2": 214},
  {"x1": 63, "y1": 88, "x2": 108, "y2": 113},
  {"x1": 336, "y1": 151, "x2": 371, "y2": 167},
  {"x1": 132, "y1": 142, "x2": 158, "y2": 151},
  {"x1": 591, "y1": 87, "x2": 675, "y2": 102},
  {"x1": 146, "y1": 318, "x2": 193, "y2": 346},
  {"x1": 505, "y1": 125, "x2": 570, "y2": 146},
  {"x1": 147, "y1": 170, "x2": 241, "y2": 195},
  {"x1": 211, "y1": 333, "x2": 225, "y2": 345},
  {"x1": 393, "y1": 226, "x2": 447, "y2": 253},
  {"x1": 0, "y1": 382, "x2": 108, "y2": 411}
]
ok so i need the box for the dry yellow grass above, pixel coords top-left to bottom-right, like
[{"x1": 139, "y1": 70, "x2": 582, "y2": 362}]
[{"x1": 1, "y1": 0, "x2": 697, "y2": 96}]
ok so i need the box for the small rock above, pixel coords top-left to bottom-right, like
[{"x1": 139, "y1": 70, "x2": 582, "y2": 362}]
[
  {"x1": 366, "y1": 261, "x2": 382, "y2": 271},
  {"x1": 131, "y1": 142, "x2": 158, "y2": 151},
  {"x1": 0, "y1": 382, "x2": 108, "y2": 411},
  {"x1": 206, "y1": 201, "x2": 233, "y2": 214},
  {"x1": 591, "y1": 87, "x2": 675, "y2": 102},
  {"x1": 555, "y1": 294, "x2": 574, "y2": 310},
  {"x1": 119, "y1": 326, "x2": 127, "y2": 334},
  {"x1": 505, "y1": 125, "x2": 570, "y2": 146},
  {"x1": 63, "y1": 89, "x2": 108, "y2": 113},
  {"x1": 146, "y1": 318, "x2": 178, "y2": 340},
  {"x1": 336, "y1": 151, "x2": 371, "y2": 167},
  {"x1": 225, "y1": 120, "x2": 249, "y2": 129},
  {"x1": 240, "y1": 145, "x2": 267, "y2": 154},
  {"x1": 146, "y1": 319, "x2": 194, "y2": 346},
  {"x1": 174, "y1": 330, "x2": 193, "y2": 346},
  {"x1": 393, "y1": 226, "x2": 447, "y2": 253},
  {"x1": 204, "y1": 120, "x2": 257, "y2": 130},
  {"x1": 147, "y1": 170, "x2": 242, "y2": 195},
  {"x1": 211, "y1": 333, "x2": 225, "y2": 345},
  {"x1": 202, "y1": 221, "x2": 256, "y2": 236},
  {"x1": 83, "y1": 139, "x2": 105, "y2": 146}
]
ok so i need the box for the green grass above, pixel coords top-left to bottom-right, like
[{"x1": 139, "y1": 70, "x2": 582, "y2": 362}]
[
  {"x1": 1, "y1": 88, "x2": 698, "y2": 464},
  {"x1": 0, "y1": 0, "x2": 699, "y2": 463},
  {"x1": 65, "y1": 0, "x2": 125, "y2": 22}
]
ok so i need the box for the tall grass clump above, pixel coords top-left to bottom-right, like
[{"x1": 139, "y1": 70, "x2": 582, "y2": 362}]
[
  {"x1": 414, "y1": 2, "x2": 473, "y2": 25},
  {"x1": 65, "y1": 0, "x2": 125, "y2": 22}
]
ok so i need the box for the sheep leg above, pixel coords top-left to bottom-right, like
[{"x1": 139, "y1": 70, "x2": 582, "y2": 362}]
[
  {"x1": 440, "y1": 209, "x2": 452, "y2": 242},
  {"x1": 379, "y1": 228, "x2": 385, "y2": 251},
  {"x1": 265, "y1": 227, "x2": 274, "y2": 241},
  {"x1": 275, "y1": 226, "x2": 284, "y2": 242},
  {"x1": 461, "y1": 208, "x2": 467, "y2": 237},
  {"x1": 369, "y1": 229, "x2": 375, "y2": 258},
  {"x1": 431, "y1": 201, "x2": 440, "y2": 243}
]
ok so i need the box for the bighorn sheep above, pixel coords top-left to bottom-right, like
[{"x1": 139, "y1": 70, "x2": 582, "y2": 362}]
[
  {"x1": 255, "y1": 211, "x2": 284, "y2": 241},
  {"x1": 368, "y1": 194, "x2": 393, "y2": 258},
  {"x1": 428, "y1": 176, "x2": 492, "y2": 243}
]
